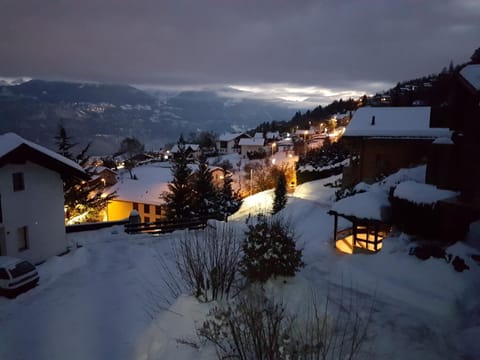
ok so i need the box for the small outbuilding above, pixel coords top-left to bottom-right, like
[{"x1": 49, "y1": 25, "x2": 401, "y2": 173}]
[{"x1": 329, "y1": 191, "x2": 392, "y2": 254}]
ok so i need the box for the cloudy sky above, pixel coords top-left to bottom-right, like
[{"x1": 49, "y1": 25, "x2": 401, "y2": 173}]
[{"x1": 1, "y1": 0, "x2": 478, "y2": 106}]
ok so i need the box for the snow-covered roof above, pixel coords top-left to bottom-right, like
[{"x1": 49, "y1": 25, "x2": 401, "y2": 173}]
[
  {"x1": 238, "y1": 138, "x2": 265, "y2": 146},
  {"x1": 331, "y1": 190, "x2": 390, "y2": 221},
  {"x1": 393, "y1": 181, "x2": 458, "y2": 205},
  {"x1": 218, "y1": 132, "x2": 246, "y2": 142},
  {"x1": 460, "y1": 64, "x2": 480, "y2": 91},
  {"x1": 170, "y1": 144, "x2": 200, "y2": 153},
  {"x1": 0, "y1": 132, "x2": 86, "y2": 178},
  {"x1": 343, "y1": 107, "x2": 450, "y2": 138},
  {"x1": 254, "y1": 132, "x2": 264, "y2": 138},
  {"x1": 106, "y1": 164, "x2": 173, "y2": 205},
  {"x1": 266, "y1": 131, "x2": 280, "y2": 139},
  {"x1": 295, "y1": 129, "x2": 315, "y2": 136}
]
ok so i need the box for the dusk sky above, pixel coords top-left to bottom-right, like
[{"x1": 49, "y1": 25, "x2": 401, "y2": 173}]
[{"x1": 1, "y1": 0, "x2": 479, "y2": 106}]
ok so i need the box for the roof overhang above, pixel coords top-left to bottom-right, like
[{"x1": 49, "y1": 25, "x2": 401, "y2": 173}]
[{"x1": 0, "y1": 144, "x2": 88, "y2": 182}]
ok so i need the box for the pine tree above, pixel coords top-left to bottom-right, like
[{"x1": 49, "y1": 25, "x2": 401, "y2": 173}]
[
  {"x1": 55, "y1": 125, "x2": 116, "y2": 223},
  {"x1": 192, "y1": 153, "x2": 217, "y2": 219},
  {"x1": 54, "y1": 124, "x2": 76, "y2": 160},
  {"x1": 163, "y1": 135, "x2": 194, "y2": 220},
  {"x1": 272, "y1": 172, "x2": 287, "y2": 214},
  {"x1": 218, "y1": 167, "x2": 242, "y2": 220}
]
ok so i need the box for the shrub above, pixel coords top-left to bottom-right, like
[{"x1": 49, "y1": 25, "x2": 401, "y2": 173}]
[
  {"x1": 175, "y1": 223, "x2": 242, "y2": 302},
  {"x1": 198, "y1": 286, "x2": 294, "y2": 360},
  {"x1": 198, "y1": 285, "x2": 374, "y2": 360},
  {"x1": 240, "y1": 215, "x2": 303, "y2": 283}
]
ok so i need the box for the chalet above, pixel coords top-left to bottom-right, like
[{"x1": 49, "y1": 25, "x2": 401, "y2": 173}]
[
  {"x1": 342, "y1": 106, "x2": 450, "y2": 187},
  {"x1": 238, "y1": 137, "x2": 266, "y2": 158},
  {"x1": 170, "y1": 143, "x2": 201, "y2": 160},
  {"x1": 266, "y1": 131, "x2": 280, "y2": 141},
  {"x1": 91, "y1": 166, "x2": 117, "y2": 187},
  {"x1": 103, "y1": 164, "x2": 171, "y2": 222},
  {"x1": 425, "y1": 56, "x2": 480, "y2": 240},
  {"x1": 216, "y1": 132, "x2": 250, "y2": 154},
  {"x1": 104, "y1": 163, "x2": 228, "y2": 222},
  {"x1": 0, "y1": 132, "x2": 87, "y2": 263}
]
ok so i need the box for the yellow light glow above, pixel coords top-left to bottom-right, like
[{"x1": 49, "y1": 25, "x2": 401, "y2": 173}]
[{"x1": 335, "y1": 234, "x2": 384, "y2": 255}]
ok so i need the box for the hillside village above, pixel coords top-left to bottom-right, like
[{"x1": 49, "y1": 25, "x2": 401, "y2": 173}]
[{"x1": 0, "y1": 50, "x2": 480, "y2": 359}]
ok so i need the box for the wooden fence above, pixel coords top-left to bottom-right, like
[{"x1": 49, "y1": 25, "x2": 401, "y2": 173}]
[{"x1": 124, "y1": 217, "x2": 208, "y2": 235}]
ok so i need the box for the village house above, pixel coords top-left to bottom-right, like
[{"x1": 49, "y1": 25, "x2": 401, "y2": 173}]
[
  {"x1": 238, "y1": 137, "x2": 266, "y2": 158},
  {"x1": 104, "y1": 163, "x2": 228, "y2": 222},
  {"x1": 0, "y1": 132, "x2": 87, "y2": 263},
  {"x1": 170, "y1": 143, "x2": 201, "y2": 161},
  {"x1": 216, "y1": 132, "x2": 250, "y2": 154},
  {"x1": 91, "y1": 166, "x2": 117, "y2": 188},
  {"x1": 342, "y1": 106, "x2": 450, "y2": 187}
]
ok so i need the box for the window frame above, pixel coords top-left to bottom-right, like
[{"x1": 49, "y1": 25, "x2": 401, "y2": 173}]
[
  {"x1": 18, "y1": 226, "x2": 29, "y2": 251},
  {"x1": 12, "y1": 172, "x2": 25, "y2": 192}
]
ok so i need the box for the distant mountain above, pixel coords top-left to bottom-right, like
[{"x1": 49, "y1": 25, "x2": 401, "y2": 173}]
[{"x1": 0, "y1": 80, "x2": 294, "y2": 155}]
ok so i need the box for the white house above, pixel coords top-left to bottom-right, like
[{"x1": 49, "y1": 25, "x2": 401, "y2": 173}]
[
  {"x1": 216, "y1": 132, "x2": 250, "y2": 154},
  {"x1": 0, "y1": 132, "x2": 86, "y2": 264},
  {"x1": 238, "y1": 137, "x2": 266, "y2": 158}
]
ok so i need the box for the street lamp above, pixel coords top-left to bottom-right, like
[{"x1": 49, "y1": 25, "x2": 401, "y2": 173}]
[{"x1": 271, "y1": 142, "x2": 276, "y2": 155}]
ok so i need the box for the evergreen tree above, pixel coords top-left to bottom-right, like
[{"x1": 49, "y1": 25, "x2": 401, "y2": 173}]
[
  {"x1": 54, "y1": 124, "x2": 76, "y2": 160},
  {"x1": 241, "y1": 215, "x2": 303, "y2": 283},
  {"x1": 272, "y1": 172, "x2": 287, "y2": 214},
  {"x1": 163, "y1": 135, "x2": 194, "y2": 220},
  {"x1": 217, "y1": 167, "x2": 242, "y2": 220},
  {"x1": 54, "y1": 125, "x2": 116, "y2": 223},
  {"x1": 192, "y1": 153, "x2": 217, "y2": 219}
]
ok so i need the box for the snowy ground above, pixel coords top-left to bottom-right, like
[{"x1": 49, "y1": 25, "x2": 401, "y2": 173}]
[{"x1": 1, "y1": 169, "x2": 480, "y2": 360}]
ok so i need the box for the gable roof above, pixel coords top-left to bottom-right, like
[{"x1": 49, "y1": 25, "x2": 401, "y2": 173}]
[
  {"x1": 170, "y1": 143, "x2": 200, "y2": 153},
  {"x1": 238, "y1": 137, "x2": 265, "y2": 146},
  {"x1": 343, "y1": 107, "x2": 450, "y2": 138},
  {"x1": 218, "y1": 132, "x2": 248, "y2": 142},
  {"x1": 0, "y1": 132, "x2": 87, "y2": 181},
  {"x1": 460, "y1": 64, "x2": 480, "y2": 92}
]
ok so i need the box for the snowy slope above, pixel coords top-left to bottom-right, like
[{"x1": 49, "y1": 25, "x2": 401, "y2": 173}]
[{"x1": 1, "y1": 170, "x2": 479, "y2": 360}]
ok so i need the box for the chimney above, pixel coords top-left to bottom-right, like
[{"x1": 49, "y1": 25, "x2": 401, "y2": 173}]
[{"x1": 371, "y1": 115, "x2": 376, "y2": 126}]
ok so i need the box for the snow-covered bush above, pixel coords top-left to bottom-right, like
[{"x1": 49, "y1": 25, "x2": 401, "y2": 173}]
[
  {"x1": 175, "y1": 223, "x2": 242, "y2": 302},
  {"x1": 198, "y1": 285, "x2": 373, "y2": 360},
  {"x1": 240, "y1": 215, "x2": 303, "y2": 283},
  {"x1": 198, "y1": 286, "x2": 294, "y2": 360}
]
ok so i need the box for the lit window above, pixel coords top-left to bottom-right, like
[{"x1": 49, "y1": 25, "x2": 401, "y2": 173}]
[
  {"x1": 18, "y1": 226, "x2": 28, "y2": 251},
  {"x1": 12, "y1": 173, "x2": 25, "y2": 192}
]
